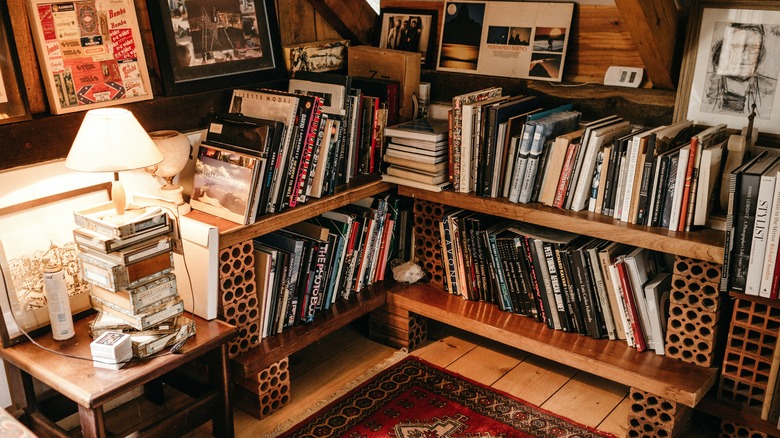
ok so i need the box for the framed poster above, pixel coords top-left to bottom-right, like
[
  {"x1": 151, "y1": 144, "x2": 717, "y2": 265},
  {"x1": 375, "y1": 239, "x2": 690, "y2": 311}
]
[
  {"x1": 147, "y1": 0, "x2": 286, "y2": 95},
  {"x1": 377, "y1": 8, "x2": 437, "y2": 69},
  {"x1": 674, "y1": 1, "x2": 780, "y2": 134},
  {"x1": 0, "y1": 2, "x2": 31, "y2": 124},
  {"x1": 26, "y1": 0, "x2": 153, "y2": 114},
  {"x1": 0, "y1": 183, "x2": 110, "y2": 347},
  {"x1": 436, "y1": 1, "x2": 574, "y2": 81}
]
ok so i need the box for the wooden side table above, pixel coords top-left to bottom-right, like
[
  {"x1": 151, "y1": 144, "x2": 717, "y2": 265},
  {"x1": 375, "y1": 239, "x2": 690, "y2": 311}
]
[{"x1": 0, "y1": 313, "x2": 236, "y2": 438}]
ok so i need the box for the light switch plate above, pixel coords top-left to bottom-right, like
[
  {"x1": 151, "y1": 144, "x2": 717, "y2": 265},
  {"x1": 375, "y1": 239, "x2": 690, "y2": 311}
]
[{"x1": 604, "y1": 66, "x2": 643, "y2": 88}]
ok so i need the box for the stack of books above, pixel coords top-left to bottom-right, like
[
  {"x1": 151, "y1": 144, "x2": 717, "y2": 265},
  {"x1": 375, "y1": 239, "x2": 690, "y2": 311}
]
[
  {"x1": 72, "y1": 203, "x2": 195, "y2": 359},
  {"x1": 381, "y1": 118, "x2": 450, "y2": 192}
]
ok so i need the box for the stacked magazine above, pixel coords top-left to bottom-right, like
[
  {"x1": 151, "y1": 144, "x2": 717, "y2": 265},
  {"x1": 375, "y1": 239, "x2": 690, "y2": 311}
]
[
  {"x1": 381, "y1": 118, "x2": 450, "y2": 192},
  {"x1": 72, "y1": 204, "x2": 194, "y2": 359}
]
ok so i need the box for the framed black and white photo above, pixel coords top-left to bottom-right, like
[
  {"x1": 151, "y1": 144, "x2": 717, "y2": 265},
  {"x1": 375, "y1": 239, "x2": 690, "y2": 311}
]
[
  {"x1": 675, "y1": 1, "x2": 780, "y2": 134},
  {"x1": 377, "y1": 8, "x2": 437, "y2": 68},
  {"x1": 0, "y1": 183, "x2": 110, "y2": 347},
  {"x1": 147, "y1": 0, "x2": 286, "y2": 95},
  {"x1": 436, "y1": 1, "x2": 573, "y2": 81},
  {"x1": 0, "y1": 2, "x2": 31, "y2": 124}
]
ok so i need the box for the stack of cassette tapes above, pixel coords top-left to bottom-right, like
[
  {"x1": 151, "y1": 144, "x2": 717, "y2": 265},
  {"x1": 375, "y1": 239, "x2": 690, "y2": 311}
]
[{"x1": 73, "y1": 203, "x2": 195, "y2": 358}]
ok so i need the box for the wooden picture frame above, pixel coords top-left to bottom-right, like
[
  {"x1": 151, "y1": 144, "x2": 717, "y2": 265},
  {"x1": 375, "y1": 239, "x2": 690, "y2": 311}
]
[
  {"x1": 674, "y1": 0, "x2": 780, "y2": 134},
  {"x1": 0, "y1": 183, "x2": 110, "y2": 347},
  {"x1": 282, "y1": 39, "x2": 349, "y2": 76},
  {"x1": 436, "y1": 1, "x2": 574, "y2": 81},
  {"x1": 147, "y1": 0, "x2": 286, "y2": 95},
  {"x1": 377, "y1": 8, "x2": 438, "y2": 69},
  {"x1": 0, "y1": 2, "x2": 31, "y2": 125},
  {"x1": 25, "y1": 0, "x2": 153, "y2": 114}
]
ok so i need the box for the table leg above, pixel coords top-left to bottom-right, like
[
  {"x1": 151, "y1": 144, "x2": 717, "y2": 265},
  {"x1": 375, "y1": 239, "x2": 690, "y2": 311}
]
[
  {"x1": 78, "y1": 405, "x2": 106, "y2": 438},
  {"x1": 209, "y1": 344, "x2": 234, "y2": 438}
]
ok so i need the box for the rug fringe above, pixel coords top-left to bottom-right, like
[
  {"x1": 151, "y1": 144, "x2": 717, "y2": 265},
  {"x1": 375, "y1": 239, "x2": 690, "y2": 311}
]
[{"x1": 270, "y1": 348, "x2": 410, "y2": 437}]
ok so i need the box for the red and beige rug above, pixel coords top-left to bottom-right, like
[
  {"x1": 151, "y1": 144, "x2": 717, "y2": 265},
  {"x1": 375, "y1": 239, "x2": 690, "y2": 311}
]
[{"x1": 278, "y1": 357, "x2": 617, "y2": 437}]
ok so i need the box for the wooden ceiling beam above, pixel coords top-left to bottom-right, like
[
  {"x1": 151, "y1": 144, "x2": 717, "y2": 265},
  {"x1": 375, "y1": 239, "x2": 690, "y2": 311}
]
[
  {"x1": 303, "y1": 0, "x2": 377, "y2": 45},
  {"x1": 614, "y1": 0, "x2": 678, "y2": 89}
]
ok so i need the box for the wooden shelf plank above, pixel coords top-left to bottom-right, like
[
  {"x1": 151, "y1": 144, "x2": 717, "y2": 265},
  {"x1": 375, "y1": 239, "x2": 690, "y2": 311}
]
[
  {"x1": 186, "y1": 175, "x2": 394, "y2": 250},
  {"x1": 698, "y1": 395, "x2": 779, "y2": 436},
  {"x1": 230, "y1": 282, "x2": 389, "y2": 378},
  {"x1": 398, "y1": 186, "x2": 725, "y2": 264},
  {"x1": 389, "y1": 284, "x2": 718, "y2": 407}
]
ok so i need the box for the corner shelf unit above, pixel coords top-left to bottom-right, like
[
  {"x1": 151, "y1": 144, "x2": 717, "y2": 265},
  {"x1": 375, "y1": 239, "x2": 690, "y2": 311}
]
[
  {"x1": 391, "y1": 186, "x2": 728, "y2": 408},
  {"x1": 185, "y1": 175, "x2": 395, "y2": 377}
]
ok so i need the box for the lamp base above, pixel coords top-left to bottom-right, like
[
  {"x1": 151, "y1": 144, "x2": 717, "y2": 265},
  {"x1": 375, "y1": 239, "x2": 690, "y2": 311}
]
[{"x1": 158, "y1": 185, "x2": 191, "y2": 215}]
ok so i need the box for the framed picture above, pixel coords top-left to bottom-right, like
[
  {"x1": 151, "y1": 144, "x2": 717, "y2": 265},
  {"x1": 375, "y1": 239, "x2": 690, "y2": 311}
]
[
  {"x1": 436, "y1": 1, "x2": 574, "y2": 81},
  {"x1": 0, "y1": 2, "x2": 31, "y2": 124},
  {"x1": 0, "y1": 183, "x2": 110, "y2": 347},
  {"x1": 282, "y1": 39, "x2": 349, "y2": 76},
  {"x1": 377, "y1": 8, "x2": 437, "y2": 69},
  {"x1": 147, "y1": 0, "x2": 286, "y2": 95},
  {"x1": 675, "y1": 1, "x2": 780, "y2": 134},
  {"x1": 25, "y1": 0, "x2": 154, "y2": 114}
]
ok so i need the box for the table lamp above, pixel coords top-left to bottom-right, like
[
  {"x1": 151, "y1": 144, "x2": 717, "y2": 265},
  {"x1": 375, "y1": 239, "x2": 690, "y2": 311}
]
[{"x1": 65, "y1": 108, "x2": 164, "y2": 219}]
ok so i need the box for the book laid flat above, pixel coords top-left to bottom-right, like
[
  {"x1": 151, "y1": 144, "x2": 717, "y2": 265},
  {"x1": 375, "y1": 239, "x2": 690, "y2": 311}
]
[
  {"x1": 385, "y1": 117, "x2": 449, "y2": 142},
  {"x1": 386, "y1": 165, "x2": 447, "y2": 184},
  {"x1": 381, "y1": 174, "x2": 452, "y2": 192}
]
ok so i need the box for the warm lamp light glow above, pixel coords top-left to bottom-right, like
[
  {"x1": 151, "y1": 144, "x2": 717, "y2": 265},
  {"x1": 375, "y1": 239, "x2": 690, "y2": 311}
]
[{"x1": 65, "y1": 108, "x2": 163, "y2": 216}]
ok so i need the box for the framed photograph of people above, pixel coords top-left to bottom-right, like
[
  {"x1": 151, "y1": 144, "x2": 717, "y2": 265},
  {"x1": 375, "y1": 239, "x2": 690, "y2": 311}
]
[
  {"x1": 0, "y1": 2, "x2": 31, "y2": 124},
  {"x1": 436, "y1": 1, "x2": 573, "y2": 81},
  {"x1": 147, "y1": 0, "x2": 286, "y2": 95},
  {"x1": 675, "y1": 1, "x2": 780, "y2": 134},
  {"x1": 0, "y1": 183, "x2": 110, "y2": 347},
  {"x1": 377, "y1": 8, "x2": 437, "y2": 69},
  {"x1": 26, "y1": 0, "x2": 154, "y2": 114}
]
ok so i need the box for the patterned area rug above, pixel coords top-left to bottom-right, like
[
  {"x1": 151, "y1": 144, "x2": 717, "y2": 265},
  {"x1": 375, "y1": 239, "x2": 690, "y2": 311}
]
[{"x1": 278, "y1": 357, "x2": 617, "y2": 437}]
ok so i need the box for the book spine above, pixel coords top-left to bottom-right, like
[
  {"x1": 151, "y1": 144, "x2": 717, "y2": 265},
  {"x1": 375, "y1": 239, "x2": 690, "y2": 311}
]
[
  {"x1": 498, "y1": 238, "x2": 523, "y2": 313},
  {"x1": 601, "y1": 140, "x2": 620, "y2": 216},
  {"x1": 532, "y1": 239, "x2": 561, "y2": 330},
  {"x1": 442, "y1": 218, "x2": 460, "y2": 296},
  {"x1": 544, "y1": 242, "x2": 571, "y2": 332},
  {"x1": 616, "y1": 259, "x2": 646, "y2": 351},
  {"x1": 557, "y1": 248, "x2": 585, "y2": 335},
  {"x1": 587, "y1": 149, "x2": 606, "y2": 212},
  {"x1": 521, "y1": 236, "x2": 547, "y2": 323},
  {"x1": 588, "y1": 247, "x2": 617, "y2": 340},
  {"x1": 746, "y1": 175, "x2": 775, "y2": 296},
  {"x1": 608, "y1": 262, "x2": 635, "y2": 346},
  {"x1": 570, "y1": 247, "x2": 600, "y2": 338},
  {"x1": 451, "y1": 99, "x2": 464, "y2": 192},
  {"x1": 660, "y1": 155, "x2": 681, "y2": 228},
  {"x1": 721, "y1": 169, "x2": 739, "y2": 292},
  {"x1": 282, "y1": 111, "x2": 309, "y2": 210},
  {"x1": 730, "y1": 173, "x2": 762, "y2": 293},
  {"x1": 678, "y1": 138, "x2": 698, "y2": 232},
  {"x1": 553, "y1": 142, "x2": 579, "y2": 209},
  {"x1": 760, "y1": 177, "x2": 780, "y2": 297},
  {"x1": 636, "y1": 135, "x2": 657, "y2": 225}
]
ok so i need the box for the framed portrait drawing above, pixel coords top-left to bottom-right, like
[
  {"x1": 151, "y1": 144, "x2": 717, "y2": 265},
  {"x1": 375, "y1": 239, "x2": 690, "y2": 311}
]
[
  {"x1": 675, "y1": 1, "x2": 780, "y2": 134},
  {"x1": 0, "y1": 2, "x2": 31, "y2": 124},
  {"x1": 377, "y1": 8, "x2": 437, "y2": 69},
  {"x1": 0, "y1": 183, "x2": 110, "y2": 347},
  {"x1": 26, "y1": 0, "x2": 153, "y2": 114},
  {"x1": 436, "y1": 1, "x2": 574, "y2": 81},
  {"x1": 147, "y1": 0, "x2": 286, "y2": 95}
]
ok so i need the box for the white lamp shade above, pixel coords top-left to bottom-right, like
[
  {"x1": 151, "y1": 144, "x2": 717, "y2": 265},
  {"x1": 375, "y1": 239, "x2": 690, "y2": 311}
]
[{"x1": 65, "y1": 108, "x2": 164, "y2": 172}]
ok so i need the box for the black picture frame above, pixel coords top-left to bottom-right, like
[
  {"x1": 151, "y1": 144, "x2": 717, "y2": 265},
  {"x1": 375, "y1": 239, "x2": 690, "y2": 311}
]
[
  {"x1": 377, "y1": 8, "x2": 438, "y2": 69},
  {"x1": 147, "y1": 0, "x2": 286, "y2": 95},
  {"x1": 0, "y1": 2, "x2": 31, "y2": 124}
]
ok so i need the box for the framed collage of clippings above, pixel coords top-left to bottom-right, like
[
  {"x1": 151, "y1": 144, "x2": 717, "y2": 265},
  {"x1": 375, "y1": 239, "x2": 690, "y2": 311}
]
[
  {"x1": 675, "y1": 1, "x2": 780, "y2": 134},
  {"x1": 26, "y1": 0, "x2": 153, "y2": 114},
  {"x1": 437, "y1": 1, "x2": 574, "y2": 81}
]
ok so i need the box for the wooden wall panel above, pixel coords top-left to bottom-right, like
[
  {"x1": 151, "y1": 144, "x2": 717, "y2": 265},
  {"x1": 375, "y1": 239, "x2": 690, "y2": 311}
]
[
  {"x1": 7, "y1": 0, "x2": 45, "y2": 113},
  {"x1": 277, "y1": 0, "x2": 320, "y2": 45}
]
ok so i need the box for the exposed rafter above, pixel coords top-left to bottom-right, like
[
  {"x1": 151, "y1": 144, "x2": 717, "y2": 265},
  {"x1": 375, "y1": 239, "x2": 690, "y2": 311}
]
[
  {"x1": 303, "y1": 0, "x2": 377, "y2": 45},
  {"x1": 614, "y1": 0, "x2": 678, "y2": 89}
]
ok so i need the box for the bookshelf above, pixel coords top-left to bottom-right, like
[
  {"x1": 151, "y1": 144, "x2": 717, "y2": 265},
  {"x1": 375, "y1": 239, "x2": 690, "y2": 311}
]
[
  {"x1": 396, "y1": 186, "x2": 725, "y2": 264},
  {"x1": 187, "y1": 175, "x2": 394, "y2": 249},
  {"x1": 389, "y1": 282, "x2": 717, "y2": 407},
  {"x1": 388, "y1": 186, "x2": 727, "y2": 410},
  {"x1": 184, "y1": 175, "x2": 395, "y2": 413}
]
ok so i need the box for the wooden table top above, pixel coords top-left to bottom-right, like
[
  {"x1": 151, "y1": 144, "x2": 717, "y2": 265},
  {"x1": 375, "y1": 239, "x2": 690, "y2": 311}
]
[{"x1": 0, "y1": 312, "x2": 236, "y2": 409}]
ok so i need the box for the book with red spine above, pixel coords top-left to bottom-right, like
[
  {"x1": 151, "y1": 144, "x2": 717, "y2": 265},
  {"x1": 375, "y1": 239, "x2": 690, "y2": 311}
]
[
  {"x1": 615, "y1": 256, "x2": 647, "y2": 351},
  {"x1": 677, "y1": 136, "x2": 699, "y2": 232},
  {"x1": 292, "y1": 95, "x2": 324, "y2": 206},
  {"x1": 553, "y1": 141, "x2": 580, "y2": 209}
]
